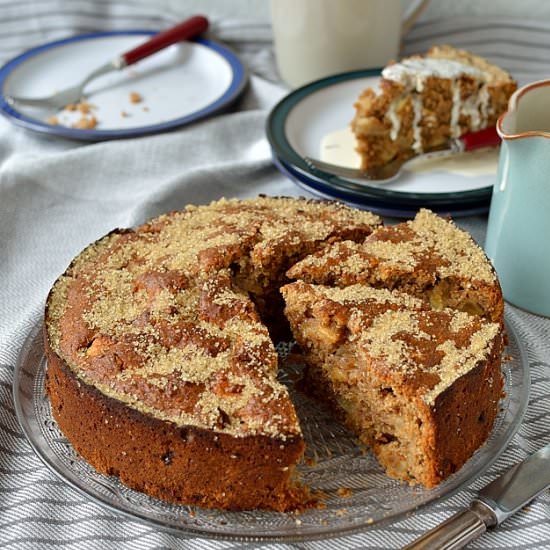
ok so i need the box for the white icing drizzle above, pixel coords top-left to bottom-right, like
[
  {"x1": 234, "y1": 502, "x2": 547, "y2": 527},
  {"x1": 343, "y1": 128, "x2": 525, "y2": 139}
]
[
  {"x1": 479, "y1": 86, "x2": 490, "y2": 126},
  {"x1": 382, "y1": 58, "x2": 484, "y2": 90},
  {"x1": 411, "y1": 95, "x2": 423, "y2": 153},
  {"x1": 461, "y1": 94, "x2": 481, "y2": 130},
  {"x1": 387, "y1": 99, "x2": 402, "y2": 140},
  {"x1": 457, "y1": 85, "x2": 491, "y2": 133},
  {"x1": 382, "y1": 57, "x2": 489, "y2": 148},
  {"x1": 450, "y1": 81, "x2": 462, "y2": 138}
]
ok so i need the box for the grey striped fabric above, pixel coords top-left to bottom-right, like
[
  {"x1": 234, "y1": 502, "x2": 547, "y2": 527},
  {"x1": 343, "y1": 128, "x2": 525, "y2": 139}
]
[{"x1": 0, "y1": 2, "x2": 549, "y2": 548}]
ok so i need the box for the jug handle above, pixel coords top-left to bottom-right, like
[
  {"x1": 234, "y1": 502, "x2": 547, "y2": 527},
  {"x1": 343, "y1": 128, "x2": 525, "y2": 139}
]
[{"x1": 402, "y1": 0, "x2": 431, "y2": 36}]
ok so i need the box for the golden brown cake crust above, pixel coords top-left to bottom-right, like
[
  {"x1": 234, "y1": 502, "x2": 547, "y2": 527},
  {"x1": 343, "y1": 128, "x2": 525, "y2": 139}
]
[{"x1": 427, "y1": 339, "x2": 503, "y2": 484}]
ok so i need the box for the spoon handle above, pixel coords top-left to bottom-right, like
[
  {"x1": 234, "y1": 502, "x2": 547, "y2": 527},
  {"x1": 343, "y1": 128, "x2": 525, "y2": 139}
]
[
  {"x1": 121, "y1": 15, "x2": 209, "y2": 66},
  {"x1": 460, "y1": 126, "x2": 501, "y2": 151}
]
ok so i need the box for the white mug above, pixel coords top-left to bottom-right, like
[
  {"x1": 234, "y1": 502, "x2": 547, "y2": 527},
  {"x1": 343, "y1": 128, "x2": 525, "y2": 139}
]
[{"x1": 271, "y1": 0, "x2": 430, "y2": 88}]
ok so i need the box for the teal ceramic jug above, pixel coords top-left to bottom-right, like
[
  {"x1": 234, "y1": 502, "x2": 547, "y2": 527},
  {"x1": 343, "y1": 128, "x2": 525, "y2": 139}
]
[{"x1": 485, "y1": 79, "x2": 550, "y2": 317}]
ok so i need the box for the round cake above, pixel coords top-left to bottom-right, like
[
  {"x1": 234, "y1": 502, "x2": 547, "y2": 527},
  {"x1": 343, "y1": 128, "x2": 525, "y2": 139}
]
[{"x1": 44, "y1": 196, "x2": 504, "y2": 511}]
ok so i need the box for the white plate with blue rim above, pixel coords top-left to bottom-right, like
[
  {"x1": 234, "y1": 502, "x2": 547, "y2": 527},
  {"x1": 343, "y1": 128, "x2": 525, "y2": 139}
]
[
  {"x1": 0, "y1": 31, "x2": 247, "y2": 141},
  {"x1": 266, "y1": 70, "x2": 500, "y2": 214}
]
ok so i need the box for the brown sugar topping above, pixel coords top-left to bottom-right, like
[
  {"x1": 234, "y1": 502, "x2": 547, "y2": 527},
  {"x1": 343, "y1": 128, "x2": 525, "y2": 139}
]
[
  {"x1": 409, "y1": 209, "x2": 495, "y2": 282},
  {"x1": 283, "y1": 281, "x2": 501, "y2": 405},
  {"x1": 47, "y1": 197, "x2": 381, "y2": 439},
  {"x1": 311, "y1": 283, "x2": 423, "y2": 309},
  {"x1": 424, "y1": 322, "x2": 500, "y2": 405},
  {"x1": 288, "y1": 209, "x2": 496, "y2": 284}
]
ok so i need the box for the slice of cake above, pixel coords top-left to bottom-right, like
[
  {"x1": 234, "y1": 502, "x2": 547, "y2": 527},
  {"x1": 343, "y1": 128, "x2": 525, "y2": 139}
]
[
  {"x1": 352, "y1": 45, "x2": 517, "y2": 169},
  {"x1": 282, "y1": 282, "x2": 504, "y2": 487},
  {"x1": 287, "y1": 209, "x2": 504, "y2": 324}
]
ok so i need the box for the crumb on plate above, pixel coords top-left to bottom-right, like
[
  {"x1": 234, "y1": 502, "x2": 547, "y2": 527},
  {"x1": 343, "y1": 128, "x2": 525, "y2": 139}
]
[
  {"x1": 336, "y1": 487, "x2": 353, "y2": 498},
  {"x1": 129, "y1": 91, "x2": 142, "y2": 104},
  {"x1": 72, "y1": 115, "x2": 98, "y2": 129},
  {"x1": 78, "y1": 101, "x2": 94, "y2": 114}
]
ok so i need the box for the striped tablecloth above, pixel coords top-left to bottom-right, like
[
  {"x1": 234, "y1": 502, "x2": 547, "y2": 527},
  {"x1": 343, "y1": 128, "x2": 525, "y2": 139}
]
[{"x1": 1, "y1": 2, "x2": 549, "y2": 548}]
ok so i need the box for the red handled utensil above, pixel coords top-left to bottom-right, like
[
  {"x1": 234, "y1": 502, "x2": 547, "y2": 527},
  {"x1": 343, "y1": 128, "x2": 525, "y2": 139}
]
[
  {"x1": 304, "y1": 126, "x2": 501, "y2": 183},
  {"x1": 6, "y1": 15, "x2": 209, "y2": 110}
]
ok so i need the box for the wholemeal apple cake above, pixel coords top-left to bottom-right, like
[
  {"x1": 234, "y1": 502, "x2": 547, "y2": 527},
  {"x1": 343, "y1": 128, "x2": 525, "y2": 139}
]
[
  {"x1": 352, "y1": 45, "x2": 516, "y2": 169},
  {"x1": 45, "y1": 197, "x2": 505, "y2": 510}
]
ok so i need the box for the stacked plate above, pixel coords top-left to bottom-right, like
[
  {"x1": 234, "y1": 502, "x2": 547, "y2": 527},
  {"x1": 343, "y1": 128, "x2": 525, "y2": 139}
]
[{"x1": 267, "y1": 69, "x2": 497, "y2": 218}]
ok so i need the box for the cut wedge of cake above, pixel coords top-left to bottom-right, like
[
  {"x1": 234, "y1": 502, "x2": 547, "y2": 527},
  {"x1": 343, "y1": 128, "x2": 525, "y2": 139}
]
[
  {"x1": 352, "y1": 45, "x2": 517, "y2": 169},
  {"x1": 287, "y1": 209, "x2": 504, "y2": 324},
  {"x1": 281, "y1": 282, "x2": 504, "y2": 487}
]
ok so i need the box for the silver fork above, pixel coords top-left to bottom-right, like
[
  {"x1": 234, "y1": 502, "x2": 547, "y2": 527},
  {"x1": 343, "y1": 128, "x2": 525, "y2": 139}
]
[
  {"x1": 303, "y1": 155, "x2": 410, "y2": 182},
  {"x1": 5, "y1": 15, "x2": 208, "y2": 111},
  {"x1": 6, "y1": 61, "x2": 124, "y2": 110},
  {"x1": 304, "y1": 127, "x2": 501, "y2": 182}
]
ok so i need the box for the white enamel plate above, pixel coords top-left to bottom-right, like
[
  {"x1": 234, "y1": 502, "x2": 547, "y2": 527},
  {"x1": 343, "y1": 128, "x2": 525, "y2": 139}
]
[
  {"x1": 267, "y1": 70, "x2": 499, "y2": 216},
  {"x1": 0, "y1": 31, "x2": 247, "y2": 140}
]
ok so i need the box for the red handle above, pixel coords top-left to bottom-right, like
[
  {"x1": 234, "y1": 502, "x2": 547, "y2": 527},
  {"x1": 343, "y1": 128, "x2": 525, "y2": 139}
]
[
  {"x1": 460, "y1": 126, "x2": 501, "y2": 151},
  {"x1": 122, "y1": 15, "x2": 209, "y2": 66}
]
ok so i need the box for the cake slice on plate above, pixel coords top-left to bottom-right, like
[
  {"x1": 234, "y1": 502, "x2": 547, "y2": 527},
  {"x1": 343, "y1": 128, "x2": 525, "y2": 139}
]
[{"x1": 351, "y1": 45, "x2": 517, "y2": 169}]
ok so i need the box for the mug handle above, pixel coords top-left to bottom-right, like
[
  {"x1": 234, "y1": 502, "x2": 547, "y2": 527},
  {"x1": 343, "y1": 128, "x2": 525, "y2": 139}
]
[{"x1": 401, "y1": 0, "x2": 431, "y2": 35}]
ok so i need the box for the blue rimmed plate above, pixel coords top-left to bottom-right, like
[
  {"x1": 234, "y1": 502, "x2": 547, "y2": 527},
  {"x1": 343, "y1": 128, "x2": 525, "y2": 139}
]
[
  {"x1": 266, "y1": 70, "x2": 496, "y2": 213},
  {"x1": 0, "y1": 31, "x2": 248, "y2": 140}
]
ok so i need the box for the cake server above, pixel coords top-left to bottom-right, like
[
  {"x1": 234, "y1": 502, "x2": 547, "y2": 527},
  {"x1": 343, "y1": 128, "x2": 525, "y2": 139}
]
[
  {"x1": 304, "y1": 126, "x2": 501, "y2": 182},
  {"x1": 404, "y1": 442, "x2": 550, "y2": 550},
  {"x1": 5, "y1": 15, "x2": 209, "y2": 110}
]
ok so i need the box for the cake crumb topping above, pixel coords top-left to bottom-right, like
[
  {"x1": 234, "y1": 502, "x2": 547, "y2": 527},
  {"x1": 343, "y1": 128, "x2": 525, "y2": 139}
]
[{"x1": 288, "y1": 209, "x2": 496, "y2": 285}]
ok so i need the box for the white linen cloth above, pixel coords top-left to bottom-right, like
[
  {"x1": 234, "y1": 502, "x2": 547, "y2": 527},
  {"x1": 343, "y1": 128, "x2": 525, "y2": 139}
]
[{"x1": 0, "y1": 2, "x2": 549, "y2": 548}]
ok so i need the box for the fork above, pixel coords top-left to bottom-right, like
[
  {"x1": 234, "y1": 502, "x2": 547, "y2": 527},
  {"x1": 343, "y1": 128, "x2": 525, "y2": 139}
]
[
  {"x1": 5, "y1": 15, "x2": 209, "y2": 110},
  {"x1": 304, "y1": 127, "x2": 501, "y2": 182}
]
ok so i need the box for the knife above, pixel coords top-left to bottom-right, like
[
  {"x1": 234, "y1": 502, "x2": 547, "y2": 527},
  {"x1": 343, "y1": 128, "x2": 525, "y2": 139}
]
[{"x1": 404, "y1": 443, "x2": 550, "y2": 550}]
